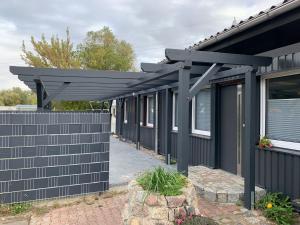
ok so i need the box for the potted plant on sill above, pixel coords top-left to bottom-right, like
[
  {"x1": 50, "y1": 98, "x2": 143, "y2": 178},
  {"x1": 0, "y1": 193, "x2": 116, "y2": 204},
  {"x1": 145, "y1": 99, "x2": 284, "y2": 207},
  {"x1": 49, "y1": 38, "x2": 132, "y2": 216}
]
[{"x1": 258, "y1": 136, "x2": 273, "y2": 150}]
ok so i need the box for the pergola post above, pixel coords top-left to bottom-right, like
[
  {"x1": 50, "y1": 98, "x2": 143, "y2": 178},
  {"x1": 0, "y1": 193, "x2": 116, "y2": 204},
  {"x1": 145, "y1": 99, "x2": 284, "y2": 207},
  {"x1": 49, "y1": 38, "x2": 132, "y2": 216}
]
[
  {"x1": 43, "y1": 92, "x2": 51, "y2": 111},
  {"x1": 244, "y1": 68, "x2": 257, "y2": 210},
  {"x1": 164, "y1": 88, "x2": 172, "y2": 164},
  {"x1": 177, "y1": 62, "x2": 191, "y2": 176},
  {"x1": 35, "y1": 80, "x2": 51, "y2": 111},
  {"x1": 117, "y1": 98, "x2": 123, "y2": 139},
  {"x1": 136, "y1": 94, "x2": 141, "y2": 149},
  {"x1": 35, "y1": 80, "x2": 43, "y2": 111},
  {"x1": 210, "y1": 83, "x2": 220, "y2": 168},
  {"x1": 108, "y1": 100, "x2": 113, "y2": 132}
]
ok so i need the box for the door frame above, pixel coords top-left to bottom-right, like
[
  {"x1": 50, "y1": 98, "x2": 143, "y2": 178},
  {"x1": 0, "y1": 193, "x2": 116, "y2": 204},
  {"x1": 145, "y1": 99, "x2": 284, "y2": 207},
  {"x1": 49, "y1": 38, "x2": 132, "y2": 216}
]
[{"x1": 216, "y1": 80, "x2": 245, "y2": 175}]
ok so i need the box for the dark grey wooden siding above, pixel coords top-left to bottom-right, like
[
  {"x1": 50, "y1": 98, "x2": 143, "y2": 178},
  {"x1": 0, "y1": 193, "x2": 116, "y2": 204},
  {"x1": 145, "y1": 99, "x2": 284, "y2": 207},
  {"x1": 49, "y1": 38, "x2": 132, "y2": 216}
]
[
  {"x1": 122, "y1": 97, "x2": 137, "y2": 141},
  {"x1": 255, "y1": 148, "x2": 300, "y2": 199},
  {"x1": 140, "y1": 126, "x2": 155, "y2": 150},
  {"x1": 0, "y1": 112, "x2": 109, "y2": 203},
  {"x1": 170, "y1": 132, "x2": 211, "y2": 166}
]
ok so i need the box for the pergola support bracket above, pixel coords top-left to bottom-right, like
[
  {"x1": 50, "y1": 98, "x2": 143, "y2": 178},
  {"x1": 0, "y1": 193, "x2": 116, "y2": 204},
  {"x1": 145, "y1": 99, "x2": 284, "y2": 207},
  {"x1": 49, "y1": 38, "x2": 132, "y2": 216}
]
[{"x1": 188, "y1": 63, "x2": 222, "y2": 99}]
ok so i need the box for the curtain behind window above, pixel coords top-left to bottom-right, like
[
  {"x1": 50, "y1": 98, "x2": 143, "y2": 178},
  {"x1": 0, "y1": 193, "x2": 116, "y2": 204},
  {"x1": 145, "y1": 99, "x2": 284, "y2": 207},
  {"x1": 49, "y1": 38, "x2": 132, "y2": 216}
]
[
  {"x1": 266, "y1": 75, "x2": 300, "y2": 143},
  {"x1": 147, "y1": 96, "x2": 154, "y2": 124},
  {"x1": 195, "y1": 89, "x2": 211, "y2": 131}
]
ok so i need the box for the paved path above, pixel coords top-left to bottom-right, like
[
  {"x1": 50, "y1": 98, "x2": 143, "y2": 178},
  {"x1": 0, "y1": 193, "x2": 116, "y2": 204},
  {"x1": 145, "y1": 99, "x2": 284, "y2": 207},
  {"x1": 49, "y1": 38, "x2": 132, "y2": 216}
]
[
  {"x1": 109, "y1": 136, "x2": 174, "y2": 186},
  {"x1": 29, "y1": 188, "x2": 128, "y2": 225},
  {"x1": 28, "y1": 190, "x2": 276, "y2": 225}
]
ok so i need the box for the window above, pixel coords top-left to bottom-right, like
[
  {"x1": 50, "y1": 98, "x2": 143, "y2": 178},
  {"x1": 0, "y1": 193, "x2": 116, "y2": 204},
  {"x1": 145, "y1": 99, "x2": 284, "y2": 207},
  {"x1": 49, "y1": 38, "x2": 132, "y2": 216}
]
[
  {"x1": 172, "y1": 92, "x2": 178, "y2": 130},
  {"x1": 140, "y1": 97, "x2": 144, "y2": 126},
  {"x1": 261, "y1": 74, "x2": 300, "y2": 150},
  {"x1": 123, "y1": 99, "x2": 128, "y2": 124},
  {"x1": 192, "y1": 89, "x2": 211, "y2": 136},
  {"x1": 146, "y1": 95, "x2": 154, "y2": 127}
]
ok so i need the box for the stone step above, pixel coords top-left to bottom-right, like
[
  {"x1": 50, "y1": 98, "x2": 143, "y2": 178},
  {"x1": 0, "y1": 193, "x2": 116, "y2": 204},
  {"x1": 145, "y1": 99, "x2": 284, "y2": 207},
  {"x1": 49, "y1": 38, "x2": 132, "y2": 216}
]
[{"x1": 188, "y1": 166, "x2": 266, "y2": 204}]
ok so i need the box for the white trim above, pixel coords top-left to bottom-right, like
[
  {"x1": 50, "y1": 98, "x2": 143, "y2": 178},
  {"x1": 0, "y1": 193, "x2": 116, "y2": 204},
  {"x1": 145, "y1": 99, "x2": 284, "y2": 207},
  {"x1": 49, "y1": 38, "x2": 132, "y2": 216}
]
[
  {"x1": 270, "y1": 140, "x2": 300, "y2": 151},
  {"x1": 146, "y1": 95, "x2": 154, "y2": 127},
  {"x1": 191, "y1": 92, "x2": 211, "y2": 136},
  {"x1": 139, "y1": 97, "x2": 143, "y2": 126},
  {"x1": 155, "y1": 92, "x2": 159, "y2": 153},
  {"x1": 260, "y1": 75, "x2": 300, "y2": 151},
  {"x1": 260, "y1": 78, "x2": 266, "y2": 135},
  {"x1": 123, "y1": 99, "x2": 128, "y2": 124},
  {"x1": 172, "y1": 92, "x2": 178, "y2": 131}
]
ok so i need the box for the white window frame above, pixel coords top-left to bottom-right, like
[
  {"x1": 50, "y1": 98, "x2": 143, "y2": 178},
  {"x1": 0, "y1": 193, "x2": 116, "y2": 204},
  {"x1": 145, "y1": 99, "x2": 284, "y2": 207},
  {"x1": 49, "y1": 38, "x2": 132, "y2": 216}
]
[
  {"x1": 146, "y1": 95, "x2": 154, "y2": 127},
  {"x1": 123, "y1": 99, "x2": 128, "y2": 124},
  {"x1": 191, "y1": 89, "x2": 211, "y2": 136},
  {"x1": 260, "y1": 74, "x2": 300, "y2": 151},
  {"x1": 172, "y1": 92, "x2": 178, "y2": 131},
  {"x1": 139, "y1": 97, "x2": 143, "y2": 126}
]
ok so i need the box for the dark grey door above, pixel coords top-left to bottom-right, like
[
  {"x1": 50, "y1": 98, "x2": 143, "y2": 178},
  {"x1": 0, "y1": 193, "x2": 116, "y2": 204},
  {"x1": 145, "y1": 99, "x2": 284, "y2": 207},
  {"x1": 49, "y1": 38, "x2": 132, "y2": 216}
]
[{"x1": 220, "y1": 83, "x2": 244, "y2": 175}]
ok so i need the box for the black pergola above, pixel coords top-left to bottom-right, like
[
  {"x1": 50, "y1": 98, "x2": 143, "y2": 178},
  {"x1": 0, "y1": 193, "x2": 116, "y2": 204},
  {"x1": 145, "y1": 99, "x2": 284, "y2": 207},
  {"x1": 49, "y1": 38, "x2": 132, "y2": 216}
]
[{"x1": 10, "y1": 49, "x2": 272, "y2": 209}]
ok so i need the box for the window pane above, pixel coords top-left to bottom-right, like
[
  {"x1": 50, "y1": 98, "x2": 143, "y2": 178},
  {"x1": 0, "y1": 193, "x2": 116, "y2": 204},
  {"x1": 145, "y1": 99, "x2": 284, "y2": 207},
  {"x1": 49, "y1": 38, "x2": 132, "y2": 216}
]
[
  {"x1": 266, "y1": 75, "x2": 300, "y2": 143},
  {"x1": 195, "y1": 89, "x2": 211, "y2": 131},
  {"x1": 140, "y1": 98, "x2": 143, "y2": 123},
  {"x1": 147, "y1": 96, "x2": 154, "y2": 124},
  {"x1": 268, "y1": 75, "x2": 300, "y2": 99},
  {"x1": 124, "y1": 100, "x2": 127, "y2": 121},
  {"x1": 175, "y1": 93, "x2": 178, "y2": 127}
]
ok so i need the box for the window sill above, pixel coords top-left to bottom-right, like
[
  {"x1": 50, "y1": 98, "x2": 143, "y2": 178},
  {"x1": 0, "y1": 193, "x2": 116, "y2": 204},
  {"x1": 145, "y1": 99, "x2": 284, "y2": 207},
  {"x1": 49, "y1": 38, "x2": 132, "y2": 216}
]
[
  {"x1": 256, "y1": 146, "x2": 300, "y2": 156},
  {"x1": 141, "y1": 125, "x2": 154, "y2": 129},
  {"x1": 190, "y1": 133, "x2": 211, "y2": 139},
  {"x1": 171, "y1": 131, "x2": 211, "y2": 140}
]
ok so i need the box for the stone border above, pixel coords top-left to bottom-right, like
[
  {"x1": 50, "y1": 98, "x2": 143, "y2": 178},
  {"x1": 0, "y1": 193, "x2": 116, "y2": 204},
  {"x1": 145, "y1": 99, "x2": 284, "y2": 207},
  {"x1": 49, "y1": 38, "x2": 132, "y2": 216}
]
[{"x1": 123, "y1": 180, "x2": 200, "y2": 225}]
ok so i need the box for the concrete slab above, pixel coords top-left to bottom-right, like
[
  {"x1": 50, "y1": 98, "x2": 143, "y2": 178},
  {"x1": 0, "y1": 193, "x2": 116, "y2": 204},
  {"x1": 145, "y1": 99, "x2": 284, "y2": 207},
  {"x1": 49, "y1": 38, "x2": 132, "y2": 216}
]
[{"x1": 109, "y1": 136, "x2": 174, "y2": 186}]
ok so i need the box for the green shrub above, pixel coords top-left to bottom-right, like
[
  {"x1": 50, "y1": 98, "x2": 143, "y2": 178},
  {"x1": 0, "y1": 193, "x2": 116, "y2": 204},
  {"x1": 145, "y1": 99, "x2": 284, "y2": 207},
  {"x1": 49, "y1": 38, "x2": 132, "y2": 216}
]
[
  {"x1": 256, "y1": 192, "x2": 294, "y2": 225},
  {"x1": 137, "y1": 167, "x2": 187, "y2": 196}
]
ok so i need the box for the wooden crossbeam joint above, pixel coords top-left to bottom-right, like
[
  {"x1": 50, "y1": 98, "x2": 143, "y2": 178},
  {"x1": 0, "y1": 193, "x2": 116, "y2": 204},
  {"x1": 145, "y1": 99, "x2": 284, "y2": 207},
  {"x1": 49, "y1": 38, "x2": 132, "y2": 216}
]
[{"x1": 188, "y1": 63, "x2": 223, "y2": 99}]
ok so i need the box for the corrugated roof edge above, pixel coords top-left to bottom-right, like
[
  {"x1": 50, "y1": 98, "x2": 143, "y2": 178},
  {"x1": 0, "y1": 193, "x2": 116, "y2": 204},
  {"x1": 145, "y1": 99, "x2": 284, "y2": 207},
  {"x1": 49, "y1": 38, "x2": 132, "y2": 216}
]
[{"x1": 160, "y1": 0, "x2": 300, "y2": 64}]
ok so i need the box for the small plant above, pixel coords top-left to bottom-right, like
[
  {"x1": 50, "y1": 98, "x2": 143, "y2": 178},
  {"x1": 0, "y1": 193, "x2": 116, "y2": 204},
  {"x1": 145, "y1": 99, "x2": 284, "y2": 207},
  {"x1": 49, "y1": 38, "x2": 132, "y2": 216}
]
[
  {"x1": 137, "y1": 167, "x2": 187, "y2": 196},
  {"x1": 10, "y1": 203, "x2": 32, "y2": 215},
  {"x1": 175, "y1": 209, "x2": 218, "y2": 225},
  {"x1": 256, "y1": 192, "x2": 294, "y2": 225},
  {"x1": 259, "y1": 136, "x2": 272, "y2": 149},
  {"x1": 170, "y1": 159, "x2": 177, "y2": 165}
]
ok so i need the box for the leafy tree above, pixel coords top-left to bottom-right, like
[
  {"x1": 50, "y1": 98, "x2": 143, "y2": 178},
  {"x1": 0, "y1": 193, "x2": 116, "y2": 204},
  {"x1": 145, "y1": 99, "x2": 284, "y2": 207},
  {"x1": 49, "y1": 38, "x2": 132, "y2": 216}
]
[
  {"x1": 78, "y1": 26, "x2": 135, "y2": 71},
  {"x1": 21, "y1": 27, "x2": 135, "y2": 111},
  {"x1": 0, "y1": 88, "x2": 36, "y2": 106},
  {"x1": 21, "y1": 29, "x2": 80, "y2": 69}
]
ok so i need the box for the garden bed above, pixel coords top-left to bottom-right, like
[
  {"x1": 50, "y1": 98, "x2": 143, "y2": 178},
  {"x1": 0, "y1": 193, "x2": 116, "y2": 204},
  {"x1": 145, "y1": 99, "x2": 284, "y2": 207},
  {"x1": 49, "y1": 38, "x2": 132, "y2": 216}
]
[{"x1": 123, "y1": 178, "x2": 200, "y2": 225}]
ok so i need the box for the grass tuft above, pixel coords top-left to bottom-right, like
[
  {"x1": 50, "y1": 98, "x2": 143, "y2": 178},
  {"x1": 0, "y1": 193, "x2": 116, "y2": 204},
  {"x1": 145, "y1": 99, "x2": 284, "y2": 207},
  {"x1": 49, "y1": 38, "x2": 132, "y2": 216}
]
[
  {"x1": 0, "y1": 202, "x2": 32, "y2": 216},
  {"x1": 137, "y1": 167, "x2": 187, "y2": 196}
]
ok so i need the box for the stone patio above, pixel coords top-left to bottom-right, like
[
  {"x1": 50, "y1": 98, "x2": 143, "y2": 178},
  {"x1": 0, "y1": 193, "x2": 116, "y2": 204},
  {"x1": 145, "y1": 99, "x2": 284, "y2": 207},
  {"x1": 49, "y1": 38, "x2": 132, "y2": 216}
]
[{"x1": 189, "y1": 166, "x2": 266, "y2": 204}]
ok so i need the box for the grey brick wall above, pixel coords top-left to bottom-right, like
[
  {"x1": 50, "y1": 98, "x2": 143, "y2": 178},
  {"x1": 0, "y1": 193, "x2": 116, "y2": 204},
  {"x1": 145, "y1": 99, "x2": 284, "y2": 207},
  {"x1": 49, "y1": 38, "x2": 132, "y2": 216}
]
[{"x1": 0, "y1": 112, "x2": 110, "y2": 203}]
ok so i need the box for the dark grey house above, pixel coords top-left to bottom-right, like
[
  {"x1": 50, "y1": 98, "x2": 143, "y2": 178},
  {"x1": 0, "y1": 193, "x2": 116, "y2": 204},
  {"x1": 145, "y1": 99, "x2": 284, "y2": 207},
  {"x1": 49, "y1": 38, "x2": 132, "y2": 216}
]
[
  {"x1": 114, "y1": 0, "x2": 300, "y2": 204},
  {"x1": 10, "y1": 0, "x2": 300, "y2": 209}
]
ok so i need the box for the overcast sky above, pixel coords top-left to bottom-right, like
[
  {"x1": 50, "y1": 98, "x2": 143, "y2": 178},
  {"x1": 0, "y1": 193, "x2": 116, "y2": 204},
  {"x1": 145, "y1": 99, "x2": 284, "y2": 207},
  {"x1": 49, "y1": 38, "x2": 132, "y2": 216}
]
[{"x1": 0, "y1": 0, "x2": 282, "y2": 90}]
